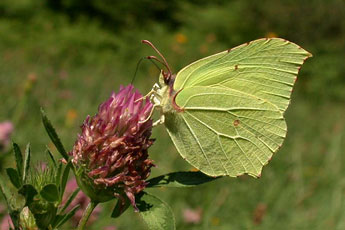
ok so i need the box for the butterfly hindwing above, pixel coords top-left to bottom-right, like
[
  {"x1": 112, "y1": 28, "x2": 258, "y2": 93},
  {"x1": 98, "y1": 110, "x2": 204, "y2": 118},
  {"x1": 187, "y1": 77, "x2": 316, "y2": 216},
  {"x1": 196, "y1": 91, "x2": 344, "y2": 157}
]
[{"x1": 166, "y1": 86, "x2": 286, "y2": 177}]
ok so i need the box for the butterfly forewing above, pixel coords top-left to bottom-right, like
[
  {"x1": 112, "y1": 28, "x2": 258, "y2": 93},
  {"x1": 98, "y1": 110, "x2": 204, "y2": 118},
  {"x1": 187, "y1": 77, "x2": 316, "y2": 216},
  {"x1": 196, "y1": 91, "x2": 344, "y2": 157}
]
[{"x1": 173, "y1": 38, "x2": 312, "y2": 112}]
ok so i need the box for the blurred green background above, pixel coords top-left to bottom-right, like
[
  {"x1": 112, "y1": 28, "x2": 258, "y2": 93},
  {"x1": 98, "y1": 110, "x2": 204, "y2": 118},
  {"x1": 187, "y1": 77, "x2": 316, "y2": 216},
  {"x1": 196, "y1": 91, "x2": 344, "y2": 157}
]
[{"x1": 1, "y1": 0, "x2": 345, "y2": 229}]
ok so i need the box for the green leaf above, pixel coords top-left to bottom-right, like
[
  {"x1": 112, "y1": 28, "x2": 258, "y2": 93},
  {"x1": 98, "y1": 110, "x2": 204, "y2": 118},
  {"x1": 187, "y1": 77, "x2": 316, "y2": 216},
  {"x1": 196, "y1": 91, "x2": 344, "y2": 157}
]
[
  {"x1": 40, "y1": 184, "x2": 59, "y2": 202},
  {"x1": 51, "y1": 214, "x2": 64, "y2": 228},
  {"x1": 0, "y1": 176, "x2": 15, "y2": 211},
  {"x1": 32, "y1": 202, "x2": 57, "y2": 229},
  {"x1": 6, "y1": 168, "x2": 22, "y2": 188},
  {"x1": 0, "y1": 175, "x2": 25, "y2": 229},
  {"x1": 19, "y1": 207, "x2": 38, "y2": 230},
  {"x1": 137, "y1": 192, "x2": 175, "y2": 230},
  {"x1": 13, "y1": 143, "x2": 23, "y2": 178},
  {"x1": 22, "y1": 143, "x2": 31, "y2": 183},
  {"x1": 146, "y1": 171, "x2": 219, "y2": 188},
  {"x1": 18, "y1": 184, "x2": 38, "y2": 206},
  {"x1": 9, "y1": 193, "x2": 26, "y2": 212},
  {"x1": 41, "y1": 108, "x2": 69, "y2": 161},
  {"x1": 60, "y1": 161, "x2": 71, "y2": 200},
  {"x1": 58, "y1": 188, "x2": 80, "y2": 214},
  {"x1": 54, "y1": 204, "x2": 80, "y2": 228},
  {"x1": 0, "y1": 176, "x2": 20, "y2": 229},
  {"x1": 46, "y1": 148, "x2": 57, "y2": 167},
  {"x1": 0, "y1": 176, "x2": 25, "y2": 211},
  {"x1": 111, "y1": 196, "x2": 130, "y2": 218}
]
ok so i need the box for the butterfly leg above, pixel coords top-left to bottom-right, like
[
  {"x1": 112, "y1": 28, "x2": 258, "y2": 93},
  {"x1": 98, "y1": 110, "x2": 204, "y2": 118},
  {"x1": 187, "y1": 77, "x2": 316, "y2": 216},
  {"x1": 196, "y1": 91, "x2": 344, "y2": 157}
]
[
  {"x1": 135, "y1": 90, "x2": 154, "y2": 102},
  {"x1": 139, "y1": 104, "x2": 158, "y2": 124},
  {"x1": 139, "y1": 90, "x2": 164, "y2": 124},
  {"x1": 135, "y1": 83, "x2": 161, "y2": 102},
  {"x1": 138, "y1": 83, "x2": 167, "y2": 126},
  {"x1": 152, "y1": 83, "x2": 160, "y2": 91},
  {"x1": 153, "y1": 114, "x2": 165, "y2": 127}
]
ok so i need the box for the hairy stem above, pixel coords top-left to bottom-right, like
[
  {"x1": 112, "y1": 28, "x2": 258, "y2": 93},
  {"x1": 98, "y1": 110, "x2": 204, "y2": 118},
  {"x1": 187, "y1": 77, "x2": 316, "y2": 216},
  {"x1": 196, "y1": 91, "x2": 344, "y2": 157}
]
[{"x1": 77, "y1": 201, "x2": 98, "y2": 230}]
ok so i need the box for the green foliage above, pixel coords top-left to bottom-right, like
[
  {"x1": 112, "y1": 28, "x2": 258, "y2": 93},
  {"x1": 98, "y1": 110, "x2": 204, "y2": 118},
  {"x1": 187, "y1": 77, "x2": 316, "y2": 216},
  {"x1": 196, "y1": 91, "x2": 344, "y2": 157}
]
[
  {"x1": 54, "y1": 204, "x2": 80, "y2": 228},
  {"x1": 6, "y1": 168, "x2": 21, "y2": 189},
  {"x1": 41, "y1": 109, "x2": 69, "y2": 161},
  {"x1": 0, "y1": 142, "x2": 78, "y2": 229},
  {"x1": 22, "y1": 143, "x2": 31, "y2": 183},
  {"x1": 18, "y1": 184, "x2": 38, "y2": 206},
  {"x1": 111, "y1": 197, "x2": 130, "y2": 219},
  {"x1": 60, "y1": 161, "x2": 72, "y2": 200},
  {"x1": 137, "y1": 192, "x2": 176, "y2": 230},
  {"x1": 13, "y1": 143, "x2": 24, "y2": 178},
  {"x1": 147, "y1": 171, "x2": 218, "y2": 188},
  {"x1": 0, "y1": 176, "x2": 25, "y2": 229},
  {"x1": 19, "y1": 207, "x2": 38, "y2": 230},
  {"x1": 58, "y1": 188, "x2": 80, "y2": 214},
  {"x1": 40, "y1": 184, "x2": 59, "y2": 202},
  {"x1": 46, "y1": 148, "x2": 57, "y2": 167}
]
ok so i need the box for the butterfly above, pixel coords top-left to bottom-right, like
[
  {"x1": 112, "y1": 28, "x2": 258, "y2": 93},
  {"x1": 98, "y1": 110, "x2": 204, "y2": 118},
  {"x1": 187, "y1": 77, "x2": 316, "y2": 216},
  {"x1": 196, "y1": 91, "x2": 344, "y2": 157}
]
[{"x1": 143, "y1": 38, "x2": 311, "y2": 178}]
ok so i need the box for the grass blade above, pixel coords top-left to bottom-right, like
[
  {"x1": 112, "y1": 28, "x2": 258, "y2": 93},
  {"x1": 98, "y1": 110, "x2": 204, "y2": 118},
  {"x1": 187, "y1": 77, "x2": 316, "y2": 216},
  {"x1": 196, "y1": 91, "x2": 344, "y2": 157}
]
[
  {"x1": 60, "y1": 161, "x2": 71, "y2": 201},
  {"x1": 55, "y1": 205, "x2": 80, "y2": 228},
  {"x1": 59, "y1": 188, "x2": 80, "y2": 214}
]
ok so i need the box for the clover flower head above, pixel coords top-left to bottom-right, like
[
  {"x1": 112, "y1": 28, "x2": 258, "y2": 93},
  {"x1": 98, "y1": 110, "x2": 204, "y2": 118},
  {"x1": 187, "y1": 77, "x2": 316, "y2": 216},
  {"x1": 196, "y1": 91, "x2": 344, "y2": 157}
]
[{"x1": 71, "y1": 85, "x2": 154, "y2": 209}]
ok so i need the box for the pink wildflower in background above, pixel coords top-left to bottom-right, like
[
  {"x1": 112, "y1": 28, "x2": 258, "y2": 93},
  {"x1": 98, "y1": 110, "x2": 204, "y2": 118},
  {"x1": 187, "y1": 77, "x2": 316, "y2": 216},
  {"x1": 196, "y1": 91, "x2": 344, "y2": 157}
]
[
  {"x1": 183, "y1": 208, "x2": 202, "y2": 224},
  {"x1": 0, "y1": 121, "x2": 14, "y2": 150},
  {"x1": 0, "y1": 204, "x2": 13, "y2": 230},
  {"x1": 70, "y1": 85, "x2": 155, "y2": 209},
  {"x1": 0, "y1": 214, "x2": 14, "y2": 229}
]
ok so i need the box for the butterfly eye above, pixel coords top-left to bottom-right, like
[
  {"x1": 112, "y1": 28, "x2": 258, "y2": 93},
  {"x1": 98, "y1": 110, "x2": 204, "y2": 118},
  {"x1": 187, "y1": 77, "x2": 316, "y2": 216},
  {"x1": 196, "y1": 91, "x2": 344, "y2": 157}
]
[{"x1": 163, "y1": 71, "x2": 171, "y2": 84}]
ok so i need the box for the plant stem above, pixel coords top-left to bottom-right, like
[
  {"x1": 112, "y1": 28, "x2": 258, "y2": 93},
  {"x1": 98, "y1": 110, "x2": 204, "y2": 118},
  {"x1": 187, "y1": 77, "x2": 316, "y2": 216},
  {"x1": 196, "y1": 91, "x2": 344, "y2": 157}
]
[{"x1": 77, "y1": 200, "x2": 98, "y2": 230}]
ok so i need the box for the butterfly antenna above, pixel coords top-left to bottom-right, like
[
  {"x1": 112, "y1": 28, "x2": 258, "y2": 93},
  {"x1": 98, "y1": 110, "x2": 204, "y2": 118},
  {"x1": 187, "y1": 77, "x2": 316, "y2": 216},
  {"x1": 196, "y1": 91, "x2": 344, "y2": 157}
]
[
  {"x1": 147, "y1": 56, "x2": 167, "y2": 69},
  {"x1": 131, "y1": 57, "x2": 163, "y2": 84},
  {"x1": 142, "y1": 40, "x2": 172, "y2": 75},
  {"x1": 131, "y1": 57, "x2": 145, "y2": 84},
  {"x1": 148, "y1": 57, "x2": 163, "y2": 72}
]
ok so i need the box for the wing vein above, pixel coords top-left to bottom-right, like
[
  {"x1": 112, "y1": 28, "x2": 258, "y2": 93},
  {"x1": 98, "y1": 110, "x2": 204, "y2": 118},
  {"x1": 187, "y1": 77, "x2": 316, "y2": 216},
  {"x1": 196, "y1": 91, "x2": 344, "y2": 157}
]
[
  {"x1": 227, "y1": 111, "x2": 281, "y2": 150},
  {"x1": 181, "y1": 114, "x2": 215, "y2": 174},
  {"x1": 217, "y1": 135, "x2": 237, "y2": 175}
]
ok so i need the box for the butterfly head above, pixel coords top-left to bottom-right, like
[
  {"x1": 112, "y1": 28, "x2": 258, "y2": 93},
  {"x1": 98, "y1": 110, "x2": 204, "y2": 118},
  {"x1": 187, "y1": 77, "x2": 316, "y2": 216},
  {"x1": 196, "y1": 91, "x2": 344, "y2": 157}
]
[
  {"x1": 142, "y1": 40, "x2": 175, "y2": 87},
  {"x1": 162, "y1": 70, "x2": 176, "y2": 87}
]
